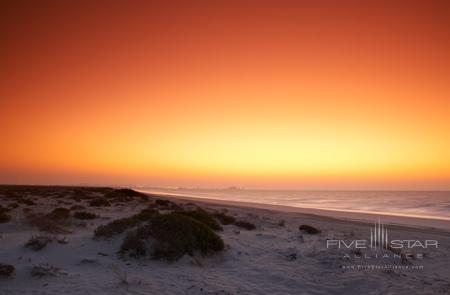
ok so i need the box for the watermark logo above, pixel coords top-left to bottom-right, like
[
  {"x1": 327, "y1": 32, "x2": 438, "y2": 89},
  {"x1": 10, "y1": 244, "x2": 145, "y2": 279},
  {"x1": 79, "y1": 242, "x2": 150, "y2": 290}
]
[
  {"x1": 325, "y1": 218, "x2": 439, "y2": 270},
  {"x1": 370, "y1": 219, "x2": 388, "y2": 250},
  {"x1": 326, "y1": 218, "x2": 439, "y2": 251}
]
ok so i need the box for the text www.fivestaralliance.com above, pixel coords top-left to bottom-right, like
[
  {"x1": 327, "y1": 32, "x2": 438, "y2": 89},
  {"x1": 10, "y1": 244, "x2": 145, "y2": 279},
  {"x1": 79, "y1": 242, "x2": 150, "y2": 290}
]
[{"x1": 342, "y1": 265, "x2": 424, "y2": 271}]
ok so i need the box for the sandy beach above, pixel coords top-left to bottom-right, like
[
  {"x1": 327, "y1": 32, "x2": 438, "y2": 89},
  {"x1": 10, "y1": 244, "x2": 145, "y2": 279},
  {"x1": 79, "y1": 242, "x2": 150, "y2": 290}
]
[
  {"x1": 0, "y1": 185, "x2": 449, "y2": 295},
  {"x1": 136, "y1": 189, "x2": 450, "y2": 231},
  {"x1": 2, "y1": 1, "x2": 450, "y2": 294}
]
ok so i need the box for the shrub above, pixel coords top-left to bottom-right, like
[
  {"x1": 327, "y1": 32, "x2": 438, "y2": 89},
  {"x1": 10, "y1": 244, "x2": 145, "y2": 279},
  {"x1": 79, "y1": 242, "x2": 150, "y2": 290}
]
[
  {"x1": 71, "y1": 189, "x2": 91, "y2": 202},
  {"x1": 94, "y1": 209, "x2": 157, "y2": 238},
  {"x1": 119, "y1": 226, "x2": 151, "y2": 257},
  {"x1": 30, "y1": 263, "x2": 60, "y2": 277},
  {"x1": 70, "y1": 205, "x2": 85, "y2": 211},
  {"x1": 0, "y1": 211, "x2": 11, "y2": 224},
  {"x1": 48, "y1": 208, "x2": 71, "y2": 220},
  {"x1": 0, "y1": 264, "x2": 15, "y2": 278},
  {"x1": 149, "y1": 213, "x2": 224, "y2": 261},
  {"x1": 0, "y1": 205, "x2": 10, "y2": 213},
  {"x1": 21, "y1": 198, "x2": 36, "y2": 206},
  {"x1": 133, "y1": 209, "x2": 158, "y2": 222},
  {"x1": 103, "y1": 189, "x2": 147, "y2": 202},
  {"x1": 73, "y1": 211, "x2": 97, "y2": 220},
  {"x1": 25, "y1": 235, "x2": 52, "y2": 251},
  {"x1": 115, "y1": 189, "x2": 147, "y2": 200},
  {"x1": 155, "y1": 199, "x2": 170, "y2": 206},
  {"x1": 24, "y1": 212, "x2": 68, "y2": 234},
  {"x1": 89, "y1": 198, "x2": 111, "y2": 207},
  {"x1": 213, "y1": 212, "x2": 236, "y2": 225},
  {"x1": 8, "y1": 203, "x2": 19, "y2": 209},
  {"x1": 23, "y1": 207, "x2": 32, "y2": 214},
  {"x1": 103, "y1": 191, "x2": 129, "y2": 202},
  {"x1": 299, "y1": 224, "x2": 320, "y2": 234},
  {"x1": 178, "y1": 210, "x2": 223, "y2": 231},
  {"x1": 94, "y1": 218, "x2": 137, "y2": 238},
  {"x1": 234, "y1": 221, "x2": 256, "y2": 230}
]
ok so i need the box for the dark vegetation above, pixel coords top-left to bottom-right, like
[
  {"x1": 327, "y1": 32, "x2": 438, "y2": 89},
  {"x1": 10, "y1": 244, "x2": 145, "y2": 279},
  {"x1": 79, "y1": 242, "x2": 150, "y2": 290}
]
[
  {"x1": 234, "y1": 220, "x2": 256, "y2": 230},
  {"x1": 0, "y1": 205, "x2": 10, "y2": 213},
  {"x1": 73, "y1": 211, "x2": 97, "y2": 220},
  {"x1": 20, "y1": 198, "x2": 36, "y2": 206},
  {"x1": 0, "y1": 185, "x2": 227, "y2": 262},
  {"x1": 0, "y1": 206, "x2": 11, "y2": 223},
  {"x1": 0, "y1": 264, "x2": 15, "y2": 278},
  {"x1": 48, "y1": 207, "x2": 71, "y2": 220},
  {"x1": 0, "y1": 185, "x2": 147, "y2": 206},
  {"x1": 89, "y1": 198, "x2": 111, "y2": 207},
  {"x1": 119, "y1": 225, "x2": 151, "y2": 257},
  {"x1": 25, "y1": 235, "x2": 52, "y2": 251},
  {"x1": 0, "y1": 185, "x2": 113, "y2": 204},
  {"x1": 25, "y1": 208, "x2": 71, "y2": 234},
  {"x1": 150, "y1": 213, "x2": 224, "y2": 261},
  {"x1": 70, "y1": 205, "x2": 85, "y2": 211},
  {"x1": 154, "y1": 199, "x2": 182, "y2": 210},
  {"x1": 119, "y1": 213, "x2": 224, "y2": 261},
  {"x1": 94, "y1": 209, "x2": 158, "y2": 238},
  {"x1": 30, "y1": 264, "x2": 60, "y2": 277},
  {"x1": 299, "y1": 224, "x2": 321, "y2": 234},
  {"x1": 212, "y1": 212, "x2": 236, "y2": 225},
  {"x1": 7, "y1": 203, "x2": 19, "y2": 209},
  {"x1": 177, "y1": 209, "x2": 223, "y2": 231},
  {"x1": 104, "y1": 189, "x2": 148, "y2": 202}
]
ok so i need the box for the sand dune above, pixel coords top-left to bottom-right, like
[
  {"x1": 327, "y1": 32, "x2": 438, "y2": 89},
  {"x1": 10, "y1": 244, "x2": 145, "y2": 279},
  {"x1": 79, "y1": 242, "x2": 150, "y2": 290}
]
[{"x1": 0, "y1": 186, "x2": 449, "y2": 294}]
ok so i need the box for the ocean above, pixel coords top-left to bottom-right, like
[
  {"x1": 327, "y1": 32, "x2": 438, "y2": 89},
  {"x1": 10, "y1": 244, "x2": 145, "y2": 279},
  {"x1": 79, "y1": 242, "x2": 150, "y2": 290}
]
[{"x1": 137, "y1": 188, "x2": 450, "y2": 221}]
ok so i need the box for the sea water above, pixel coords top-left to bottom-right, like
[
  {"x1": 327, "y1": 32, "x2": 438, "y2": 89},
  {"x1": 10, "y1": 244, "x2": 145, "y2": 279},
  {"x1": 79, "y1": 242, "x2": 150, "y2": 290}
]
[{"x1": 137, "y1": 188, "x2": 450, "y2": 221}]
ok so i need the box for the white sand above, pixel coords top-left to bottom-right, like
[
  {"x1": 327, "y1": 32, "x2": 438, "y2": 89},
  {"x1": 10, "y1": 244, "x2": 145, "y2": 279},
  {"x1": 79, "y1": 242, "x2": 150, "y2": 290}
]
[{"x1": 0, "y1": 188, "x2": 449, "y2": 295}]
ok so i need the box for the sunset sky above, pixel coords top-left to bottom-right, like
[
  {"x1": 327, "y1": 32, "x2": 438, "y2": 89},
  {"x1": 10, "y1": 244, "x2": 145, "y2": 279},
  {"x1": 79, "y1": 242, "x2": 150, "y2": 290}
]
[{"x1": 1, "y1": 0, "x2": 449, "y2": 189}]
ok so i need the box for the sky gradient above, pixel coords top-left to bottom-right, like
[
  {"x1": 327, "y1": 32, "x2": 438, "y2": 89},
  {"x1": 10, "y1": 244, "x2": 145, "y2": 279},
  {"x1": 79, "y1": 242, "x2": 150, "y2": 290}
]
[{"x1": 1, "y1": 0, "x2": 450, "y2": 189}]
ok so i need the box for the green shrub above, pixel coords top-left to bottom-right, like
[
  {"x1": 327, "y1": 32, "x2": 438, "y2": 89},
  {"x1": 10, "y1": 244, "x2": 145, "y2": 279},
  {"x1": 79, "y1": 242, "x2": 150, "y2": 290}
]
[
  {"x1": 0, "y1": 264, "x2": 15, "y2": 278},
  {"x1": 94, "y1": 218, "x2": 137, "y2": 238},
  {"x1": 149, "y1": 213, "x2": 224, "y2": 261},
  {"x1": 213, "y1": 212, "x2": 236, "y2": 225},
  {"x1": 25, "y1": 235, "x2": 52, "y2": 251},
  {"x1": 234, "y1": 220, "x2": 256, "y2": 230},
  {"x1": 0, "y1": 205, "x2": 10, "y2": 213},
  {"x1": 119, "y1": 226, "x2": 152, "y2": 257},
  {"x1": 104, "y1": 191, "x2": 129, "y2": 202},
  {"x1": 70, "y1": 205, "x2": 85, "y2": 211},
  {"x1": 71, "y1": 189, "x2": 91, "y2": 202},
  {"x1": 299, "y1": 224, "x2": 320, "y2": 234},
  {"x1": 21, "y1": 198, "x2": 36, "y2": 206},
  {"x1": 73, "y1": 211, "x2": 97, "y2": 220},
  {"x1": 0, "y1": 211, "x2": 11, "y2": 223},
  {"x1": 8, "y1": 203, "x2": 19, "y2": 209},
  {"x1": 48, "y1": 208, "x2": 71, "y2": 220},
  {"x1": 104, "y1": 189, "x2": 147, "y2": 202},
  {"x1": 115, "y1": 189, "x2": 147, "y2": 199},
  {"x1": 178, "y1": 210, "x2": 223, "y2": 231},
  {"x1": 94, "y1": 209, "x2": 157, "y2": 238},
  {"x1": 89, "y1": 198, "x2": 111, "y2": 207},
  {"x1": 133, "y1": 209, "x2": 158, "y2": 222},
  {"x1": 30, "y1": 263, "x2": 60, "y2": 277},
  {"x1": 25, "y1": 211, "x2": 69, "y2": 234},
  {"x1": 155, "y1": 199, "x2": 171, "y2": 206},
  {"x1": 23, "y1": 207, "x2": 32, "y2": 214}
]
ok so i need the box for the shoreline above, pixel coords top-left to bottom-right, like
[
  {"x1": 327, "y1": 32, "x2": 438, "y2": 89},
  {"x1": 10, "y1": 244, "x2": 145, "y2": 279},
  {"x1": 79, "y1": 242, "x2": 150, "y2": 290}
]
[
  {"x1": 1, "y1": 185, "x2": 450, "y2": 294},
  {"x1": 137, "y1": 190, "x2": 450, "y2": 232}
]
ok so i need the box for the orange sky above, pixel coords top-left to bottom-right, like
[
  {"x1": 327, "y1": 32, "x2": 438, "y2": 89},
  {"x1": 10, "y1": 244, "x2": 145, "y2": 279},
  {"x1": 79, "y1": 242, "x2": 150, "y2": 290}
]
[{"x1": 1, "y1": 0, "x2": 449, "y2": 189}]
